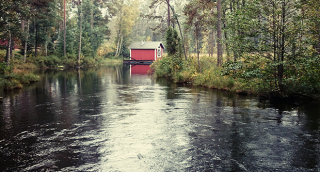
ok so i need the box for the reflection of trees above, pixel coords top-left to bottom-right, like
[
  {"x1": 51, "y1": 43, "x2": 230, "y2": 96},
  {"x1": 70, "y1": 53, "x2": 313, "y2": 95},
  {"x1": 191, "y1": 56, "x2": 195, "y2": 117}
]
[
  {"x1": 115, "y1": 66, "x2": 123, "y2": 84},
  {"x1": 0, "y1": 68, "x2": 110, "y2": 170},
  {"x1": 116, "y1": 64, "x2": 130, "y2": 85},
  {"x1": 156, "y1": 78, "x2": 180, "y2": 99}
]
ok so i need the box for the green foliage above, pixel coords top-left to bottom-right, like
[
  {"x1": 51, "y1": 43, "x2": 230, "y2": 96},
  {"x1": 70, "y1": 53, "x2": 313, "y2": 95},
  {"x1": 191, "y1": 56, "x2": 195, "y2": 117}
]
[
  {"x1": 221, "y1": 0, "x2": 320, "y2": 96},
  {"x1": 0, "y1": 62, "x2": 14, "y2": 75},
  {"x1": 45, "y1": 55, "x2": 62, "y2": 67},
  {"x1": 0, "y1": 72, "x2": 39, "y2": 90},
  {"x1": 166, "y1": 27, "x2": 181, "y2": 56},
  {"x1": 113, "y1": 0, "x2": 139, "y2": 57},
  {"x1": 62, "y1": 54, "x2": 78, "y2": 67},
  {"x1": 12, "y1": 73, "x2": 39, "y2": 84},
  {"x1": 151, "y1": 53, "x2": 183, "y2": 78},
  {"x1": 82, "y1": 56, "x2": 96, "y2": 67}
]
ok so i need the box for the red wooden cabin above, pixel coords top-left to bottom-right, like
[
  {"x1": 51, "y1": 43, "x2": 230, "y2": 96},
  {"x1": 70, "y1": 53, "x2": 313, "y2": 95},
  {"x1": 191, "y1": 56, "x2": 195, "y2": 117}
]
[{"x1": 128, "y1": 41, "x2": 165, "y2": 61}]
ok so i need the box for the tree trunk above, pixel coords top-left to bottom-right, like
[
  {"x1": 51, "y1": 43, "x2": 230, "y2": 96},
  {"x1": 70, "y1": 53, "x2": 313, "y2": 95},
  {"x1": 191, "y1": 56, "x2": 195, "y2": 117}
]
[
  {"x1": 197, "y1": 40, "x2": 201, "y2": 73},
  {"x1": 167, "y1": 2, "x2": 187, "y2": 60},
  {"x1": 211, "y1": 28, "x2": 214, "y2": 57},
  {"x1": 217, "y1": 0, "x2": 222, "y2": 66},
  {"x1": 115, "y1": 30, "x2": 121, "y2": 57},
  {"x1": 91, "y1": 0, "x2": 95, "y2": 58},
  {"x1": 63, "y1": 0, "x2": 66, "y2": 57},
  {"x1": 6, "y1": 30, "x2": 11, "y2": 66},
  {"x1": 208, "y1": 29, "x2": 212, "y2": 57},
  {"x1": 35, "y1": 18, "x2": 38, "y2": 58},
  {"x1": 21, "y1": 20, "x2": 25, "y2": 32},
  {"x1": 118, "y1": 36, "x2": 123, "y2": 56},
  {"x1": 115, "y1": 10, "x2": 122, "y2": 57},
  {"x1": 272, "y1": 2, "x2": 278, "y2": 89},
  {"x1": 196, "y1": 24, "x2": 201, "y2": 73},
  {"x1": 10, "y1": 33, "x2": 14, "y2": 60},
  {"x1": 56, "y1": 22, "x2": 61, "y2": 50},
  {"x1": 167, "y1": 0, "x2": 170, "y2": 28},
  {"x1": 223, "y1": 9, "x2": 229, "y2": 60},
  {"x1": 278, "y1": 0, "x2": 286, "y2": 92},
  {"x1": 115, "y1": 38, "x2": 120, "y2": 57},
  {"x1": 24, "y1": 20, "x2": 29, "y2": 63},
  {"x1": 229, "y1": 2, "x2": 238, "y2": 62},
  {"x1": 78, "y1": 0, "x2": 82, "y2": 66},
  {"x1": 185, "y1": 37, "x2": 189, "y2": 57},
  {"x1": 45, "y1": 35, "x2": 48, "y2": 57},
  {"x1": 21, "y1": 19, "x2": 25, "y2": 57}
]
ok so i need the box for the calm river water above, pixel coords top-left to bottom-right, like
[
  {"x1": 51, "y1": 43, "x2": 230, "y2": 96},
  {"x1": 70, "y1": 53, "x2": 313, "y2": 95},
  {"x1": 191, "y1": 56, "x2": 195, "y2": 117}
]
[{"x1": 0, "y1": 65, "x2": 319, "y2": 171}]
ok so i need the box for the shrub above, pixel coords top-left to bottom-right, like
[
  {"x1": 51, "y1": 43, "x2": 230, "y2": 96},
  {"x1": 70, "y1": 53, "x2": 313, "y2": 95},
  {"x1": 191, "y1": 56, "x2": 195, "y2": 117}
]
[
  {"x1": 82, "y1": 57, "x2": 95, "y2": 66},
  {"x1": 45, "y1": 55, "x2": 61, "y2": 67}
]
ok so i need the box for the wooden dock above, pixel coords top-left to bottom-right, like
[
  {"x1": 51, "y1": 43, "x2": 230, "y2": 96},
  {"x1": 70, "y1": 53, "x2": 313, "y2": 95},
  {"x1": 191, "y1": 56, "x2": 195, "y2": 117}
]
[{"x1": 123, "y1": 60, "x2": 153, "y2": 64}]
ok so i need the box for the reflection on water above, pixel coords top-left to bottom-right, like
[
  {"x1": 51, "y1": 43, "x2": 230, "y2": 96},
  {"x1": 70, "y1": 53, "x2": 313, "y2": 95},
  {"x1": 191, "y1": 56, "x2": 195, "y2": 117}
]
[
  {"x1": 130, "y1": 64, "x2": 150, "y2": 75},
  {"x1": 0, "y1": 66, "x2": 319, "y2": 171}
]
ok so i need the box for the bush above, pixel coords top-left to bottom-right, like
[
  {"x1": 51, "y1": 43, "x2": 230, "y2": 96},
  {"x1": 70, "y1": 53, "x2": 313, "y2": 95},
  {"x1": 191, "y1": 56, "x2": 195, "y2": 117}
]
[
  {"x1": 82, "y1": 57, "x2": 95, "y2": 66},
  {"x1": 151, "y1": 55, "x2": 252, "y2": 93},
  {"x1": 0, "y1": 72, "x2": 40, "y2": 90},
  {"x1": 105, "y1": 52, "x2": 116, "y2": 59},
  {"x1": 45, "y1": 55, "x2": 61, "y2": 67},
  {"x1": 62, "y1": 54, "x2": 78, "y2": 67}
]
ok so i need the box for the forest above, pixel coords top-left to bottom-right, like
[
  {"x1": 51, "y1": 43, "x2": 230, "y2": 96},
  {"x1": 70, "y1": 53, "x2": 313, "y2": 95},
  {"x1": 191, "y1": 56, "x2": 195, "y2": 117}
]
[{"x1": 1, "y1": 0, "x2": 320, "y2": 97}]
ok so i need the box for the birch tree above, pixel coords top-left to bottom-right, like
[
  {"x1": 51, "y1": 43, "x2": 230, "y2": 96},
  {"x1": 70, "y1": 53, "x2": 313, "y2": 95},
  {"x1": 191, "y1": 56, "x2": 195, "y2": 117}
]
[{"x1": 114, "y1": 0, "x2": 139, "y2": 57}]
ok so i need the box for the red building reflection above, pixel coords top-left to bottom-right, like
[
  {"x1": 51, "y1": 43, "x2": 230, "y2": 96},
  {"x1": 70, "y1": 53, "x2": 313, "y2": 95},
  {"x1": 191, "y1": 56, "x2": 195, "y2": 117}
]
[{"x1": 130, "y1": 65, "x2": 150, "y2": 75}]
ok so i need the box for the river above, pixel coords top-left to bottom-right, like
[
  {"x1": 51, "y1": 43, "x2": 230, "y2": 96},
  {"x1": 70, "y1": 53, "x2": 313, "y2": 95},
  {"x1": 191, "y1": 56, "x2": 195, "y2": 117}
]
[{"x1": 0, "y1": 65, "x2": 319, "y2": 171}]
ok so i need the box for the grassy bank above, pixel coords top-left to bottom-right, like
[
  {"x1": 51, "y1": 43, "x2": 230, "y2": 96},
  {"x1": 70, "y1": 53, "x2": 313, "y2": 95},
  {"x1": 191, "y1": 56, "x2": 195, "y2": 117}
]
[
  {"x1": 151, "y1": 55, "x2": 258, "y2": 94},
  {"x1": 150, "y1": 54, "x2": 320, "y2": 100},
  {"x1": 0, "y1": 67, "x2": 40, "y2": 90}
]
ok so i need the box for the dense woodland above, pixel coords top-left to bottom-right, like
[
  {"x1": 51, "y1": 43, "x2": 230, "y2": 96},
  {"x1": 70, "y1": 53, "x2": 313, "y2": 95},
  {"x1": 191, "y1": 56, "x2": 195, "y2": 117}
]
[{"x1": 1, "y1": 0, "x2": 320, "y2": 96}]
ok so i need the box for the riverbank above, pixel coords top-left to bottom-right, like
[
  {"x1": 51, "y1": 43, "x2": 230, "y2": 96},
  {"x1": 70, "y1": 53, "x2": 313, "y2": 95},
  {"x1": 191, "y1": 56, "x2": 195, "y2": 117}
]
[
  {"x1": 151, "y1": 55, "x2": 256, "y2": 93},
  {"x1": 150, "y1": 55, "x2": 320, "y2": 102},
  {"x1": 0, "y1": 70, "x2": 40, "y2": 90},
  {"x1": 0, "y1": 50, "x2": 123, "y2": 91},
  {"x1": 0, "y1": 50, "x2": 123, "y2": 69}
]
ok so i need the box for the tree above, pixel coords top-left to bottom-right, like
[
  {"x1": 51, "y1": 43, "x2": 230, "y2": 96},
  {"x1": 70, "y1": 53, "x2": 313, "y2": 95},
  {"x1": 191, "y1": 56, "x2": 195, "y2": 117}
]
[
  {"x1": 216, "y1": 0, "x2": 222, "y2": 66},
  {"x1": 0, "y1": 0, "x2": 22, "y2": 65},
  {"x1": 145, "y1": 0, "x2": 188, "y2": 60},
  {"x1": 114, "y1": 0, "x2": 139, "y2": 57},
  {"x1": 223, "y1": 0, "x2": 320, "y2": 93},
  {"x1": 166, "y1": 27, "x2": 181, "y2": 55},
  {"x1": 301, "y1": 0, "x2": 320, "y2": 55},
  {"x1": 184, "y1": 0, "x2": 216, "y2": 71},
  {"x1": 77, "y1": 0, "x2": 83, "y2": 65},
  {"x1": 64, "y1": 0, "x2": 67, "y2": 57}
]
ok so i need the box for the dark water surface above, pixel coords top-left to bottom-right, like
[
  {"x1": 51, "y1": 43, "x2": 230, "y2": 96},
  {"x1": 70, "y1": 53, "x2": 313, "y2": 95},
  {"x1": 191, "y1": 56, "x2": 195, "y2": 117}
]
[{"x1": 0, "y1": 65, "x2": 319, "y2": 171}]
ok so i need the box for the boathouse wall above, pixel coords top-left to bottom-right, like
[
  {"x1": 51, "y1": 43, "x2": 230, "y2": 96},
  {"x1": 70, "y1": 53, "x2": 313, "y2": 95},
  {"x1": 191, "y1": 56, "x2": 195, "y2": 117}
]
[{"x1": 131, "y1": 49, "x2": 156, "y2": 61}]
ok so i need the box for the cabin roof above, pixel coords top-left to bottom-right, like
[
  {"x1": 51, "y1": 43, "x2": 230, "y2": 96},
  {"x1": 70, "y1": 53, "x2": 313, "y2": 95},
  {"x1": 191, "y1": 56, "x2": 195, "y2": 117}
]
[{"x1": 129, "y1": 41, "x2": 165, "y2": 50}]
